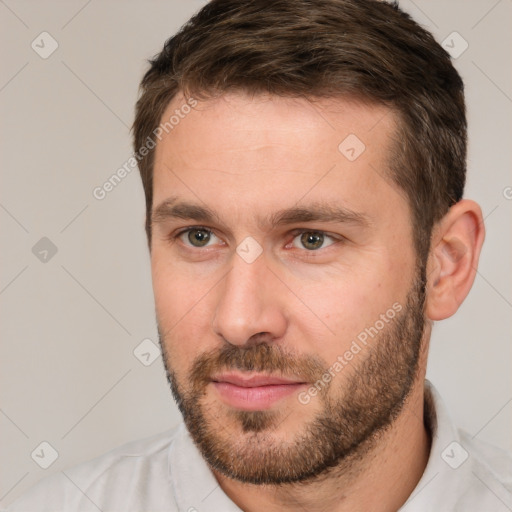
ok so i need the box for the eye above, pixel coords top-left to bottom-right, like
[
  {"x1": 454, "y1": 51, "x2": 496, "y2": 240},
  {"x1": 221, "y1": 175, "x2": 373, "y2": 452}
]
[
  {"x1": 290, "y1": 231, "x2": 336, "y2": 251},
  {"x1": 176, "y1": 227, "x2": 221, "y2": 248}
]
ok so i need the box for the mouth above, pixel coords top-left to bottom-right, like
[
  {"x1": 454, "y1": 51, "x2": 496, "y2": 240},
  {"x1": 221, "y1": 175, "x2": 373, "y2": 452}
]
[{"x1": 210, "y1": 372, "x2": 308, "y2": 411}]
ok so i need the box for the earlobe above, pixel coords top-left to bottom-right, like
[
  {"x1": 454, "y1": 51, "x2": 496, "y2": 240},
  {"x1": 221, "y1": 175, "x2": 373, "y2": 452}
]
[{"x1": 425, "y1": 200, "x2": 485, "y2": 321}]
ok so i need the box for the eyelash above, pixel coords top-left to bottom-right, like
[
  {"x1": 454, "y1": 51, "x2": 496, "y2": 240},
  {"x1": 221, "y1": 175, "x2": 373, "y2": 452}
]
[{"x1": 170, "y1": 226, "x2": 342, "y2": 253}]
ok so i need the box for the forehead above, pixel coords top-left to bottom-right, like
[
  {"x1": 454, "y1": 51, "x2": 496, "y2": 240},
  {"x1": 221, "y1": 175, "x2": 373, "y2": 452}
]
[
  {"x1": 151, "y1": 92, "x2": 405, "y2": 227},
  {"x1": 158, "y1": 92, "x2": 395, "y2": 157}
]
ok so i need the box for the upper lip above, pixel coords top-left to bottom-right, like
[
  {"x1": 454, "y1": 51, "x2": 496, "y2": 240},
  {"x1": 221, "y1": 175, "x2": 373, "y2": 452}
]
[{"x1": 211, "y1": 373, "x2": 306, "y2": 387}]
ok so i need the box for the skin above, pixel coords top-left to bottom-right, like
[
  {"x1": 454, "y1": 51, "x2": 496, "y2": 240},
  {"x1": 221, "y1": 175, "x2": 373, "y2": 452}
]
[{"x1": 149, "y1": 92, "x2": 485, "y2": 512}]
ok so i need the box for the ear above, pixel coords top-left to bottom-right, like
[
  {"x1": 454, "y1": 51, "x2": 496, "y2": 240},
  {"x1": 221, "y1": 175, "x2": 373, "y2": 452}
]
[{"x1": 425, "y1": 199, "x2": 485, "y2": 321}]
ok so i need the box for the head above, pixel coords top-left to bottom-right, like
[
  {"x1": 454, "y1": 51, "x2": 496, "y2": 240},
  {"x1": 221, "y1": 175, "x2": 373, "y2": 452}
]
[{"x1": 132, "y1": 0, "x2": 484, "y2": 485}]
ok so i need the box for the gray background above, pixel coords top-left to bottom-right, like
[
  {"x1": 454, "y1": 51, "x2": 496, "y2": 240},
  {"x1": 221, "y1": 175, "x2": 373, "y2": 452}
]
[{"x1": 1, "y1": 0, "x2": 511, "y2": 506}]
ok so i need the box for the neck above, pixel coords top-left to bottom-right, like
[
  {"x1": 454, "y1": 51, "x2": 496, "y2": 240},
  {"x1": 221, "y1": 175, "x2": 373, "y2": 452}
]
[{"x1": 212, "y1": 378, "x2": 431, "y2": 512}]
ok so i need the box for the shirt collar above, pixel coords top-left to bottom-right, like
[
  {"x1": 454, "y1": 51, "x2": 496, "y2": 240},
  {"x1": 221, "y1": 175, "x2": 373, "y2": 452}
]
[
  {"x1": 169, "y1": 421, "x2": 243, "y2": 511},
  {"x1": 400, "y1": 379, "x2": 466, "y2": 510}
]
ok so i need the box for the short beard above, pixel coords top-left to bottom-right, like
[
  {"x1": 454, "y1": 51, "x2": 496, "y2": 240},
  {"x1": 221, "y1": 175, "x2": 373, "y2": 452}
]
[{"x1": 159, "y1": 265, "x2": 427, "y2": 485}]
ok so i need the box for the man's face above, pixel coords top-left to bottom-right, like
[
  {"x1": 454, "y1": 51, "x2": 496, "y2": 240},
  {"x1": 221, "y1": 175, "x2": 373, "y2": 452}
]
[{"x1": 150, "y1": 93, "x2": 426, "y2": 483}]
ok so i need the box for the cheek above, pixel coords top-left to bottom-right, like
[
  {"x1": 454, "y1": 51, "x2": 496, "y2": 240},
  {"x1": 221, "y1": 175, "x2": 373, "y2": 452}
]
[
  {"x1": 289, "y1": 263, "x2": 409, "y2": 360},
  {"x1": 151, "y1": 258, "x2": 215, "y2": 365},
  {"x1": 292, "y1": 283, "x2": 373, "y2": 364},
  {"x1": 151, "y1": 246, "x2": 214, "y2": 321}
]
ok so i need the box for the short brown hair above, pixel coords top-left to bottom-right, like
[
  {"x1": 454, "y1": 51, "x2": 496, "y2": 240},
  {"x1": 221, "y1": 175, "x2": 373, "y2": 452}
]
[{"x1": 133, "y1": 0, "x2": 466, "y2": 260}]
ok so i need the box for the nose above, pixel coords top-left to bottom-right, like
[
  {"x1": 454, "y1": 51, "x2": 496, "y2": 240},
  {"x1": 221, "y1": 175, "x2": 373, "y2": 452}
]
[{"x1": 211, "y1": 249, "x2": 288, "y2": 347}]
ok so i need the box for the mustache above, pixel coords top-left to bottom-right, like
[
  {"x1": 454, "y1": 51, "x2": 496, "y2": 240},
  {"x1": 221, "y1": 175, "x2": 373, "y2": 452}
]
[{"x1": 189, "y1": 342, "x2": 328, "y2": 390}]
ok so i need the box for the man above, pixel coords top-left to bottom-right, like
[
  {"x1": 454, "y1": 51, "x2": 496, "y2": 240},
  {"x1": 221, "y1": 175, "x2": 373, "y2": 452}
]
[{"x1": 5, "y1": 0, "x2": 511, "y2": 510}]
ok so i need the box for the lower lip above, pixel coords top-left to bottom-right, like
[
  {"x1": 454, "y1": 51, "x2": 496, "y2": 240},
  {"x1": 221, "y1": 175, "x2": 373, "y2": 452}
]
[{"x1": 212, "y1": 382, "x2": 306, "y2": 411}]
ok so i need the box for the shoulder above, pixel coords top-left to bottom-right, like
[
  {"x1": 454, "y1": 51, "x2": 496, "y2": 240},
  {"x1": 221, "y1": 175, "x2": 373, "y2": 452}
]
[
  {"x1": 459, "y1": 428, "x2": 512, "y2": 491},
  {"x1": 445, "y1": 429, "x2": 512, "y2": 511},
  {"x1": 406, "y1": 381, "x2": 512, "y2": 511},
  {"x1": 3, "y1": 424, "x2": 186, "y2": 512}
]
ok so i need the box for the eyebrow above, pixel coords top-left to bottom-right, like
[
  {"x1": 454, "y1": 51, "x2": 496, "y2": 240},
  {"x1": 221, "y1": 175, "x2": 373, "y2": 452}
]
[{"x1": 151, "y1": 196, "x2": 371, "y2": 230}]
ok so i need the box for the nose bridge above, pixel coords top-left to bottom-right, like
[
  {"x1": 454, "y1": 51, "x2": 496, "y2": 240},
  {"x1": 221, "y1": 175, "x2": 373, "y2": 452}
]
[{"x1": 212, "y1": 251, "x2": 286, "y2": 346}]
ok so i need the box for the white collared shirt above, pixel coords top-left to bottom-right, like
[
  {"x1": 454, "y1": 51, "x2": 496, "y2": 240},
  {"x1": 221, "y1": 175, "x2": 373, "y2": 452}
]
[{"x1": 4, "y1": 380, "x2": 512, "y2": 511}]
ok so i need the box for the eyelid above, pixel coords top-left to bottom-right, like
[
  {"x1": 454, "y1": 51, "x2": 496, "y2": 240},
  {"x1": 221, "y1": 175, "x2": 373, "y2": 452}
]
[
  {"x1": 287, "y1": 228, "x2": 341, "y2": 240},
  {"x1": 174, "y1": 225, "x2": 212, "y2": 236}
]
